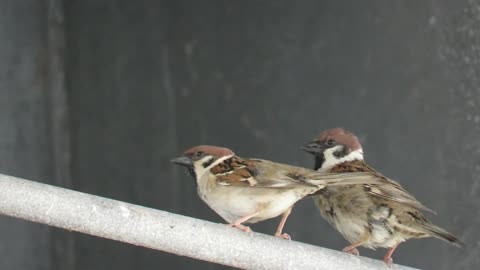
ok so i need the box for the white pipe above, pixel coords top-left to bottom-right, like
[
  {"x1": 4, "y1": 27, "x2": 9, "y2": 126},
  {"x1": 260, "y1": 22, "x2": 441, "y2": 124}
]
[{"x1": 0, "y1": 173, "x2": 419, "y2": 270}]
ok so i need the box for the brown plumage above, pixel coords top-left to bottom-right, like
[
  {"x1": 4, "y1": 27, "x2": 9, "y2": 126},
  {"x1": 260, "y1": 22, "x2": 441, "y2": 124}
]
[{"x1": 303, "y1": 128, "x2": 463, "y2": 266}]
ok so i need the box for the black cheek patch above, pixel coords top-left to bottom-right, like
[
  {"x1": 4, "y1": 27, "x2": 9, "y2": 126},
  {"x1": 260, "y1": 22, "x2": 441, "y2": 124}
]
[
  {"x1": 333, "y1": 146, "x2": 350, "y2": 158},
  {"x1": 202, "y1": 157, "x2": 215, "y2": 168}
]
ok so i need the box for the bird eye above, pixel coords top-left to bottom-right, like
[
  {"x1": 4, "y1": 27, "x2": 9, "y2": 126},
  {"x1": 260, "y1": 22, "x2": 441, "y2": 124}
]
[
  {"x1": 326, "y1": 139, "x2": 336, "y2": 146},
  {"x1": 196, "y1": 151, "x2": 204, "y2": 157}
]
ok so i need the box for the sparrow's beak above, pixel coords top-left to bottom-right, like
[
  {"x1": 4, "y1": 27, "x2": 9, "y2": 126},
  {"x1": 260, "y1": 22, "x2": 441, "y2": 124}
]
[
  {"x1": 170, "y1": 156, "x2": 193, "y2": 167},
  {"x1": 302, "y1": 142, "x2": 322, "y2": 154}
]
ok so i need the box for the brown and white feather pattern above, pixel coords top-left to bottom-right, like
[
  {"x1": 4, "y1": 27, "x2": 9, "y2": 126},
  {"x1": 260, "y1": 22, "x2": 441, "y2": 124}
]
[
  {"x1": 200, "y1": 155, "x2": 387, "y2": 225},
  {"x1": 314, "y1": 160, "x2": 463, "y2": 248},
  {"x1": 210, "y1": 157, "x2": 381, "y2": 189},
  {"x1": 199, "y1": 156, "x2": 325, "y2": 224},
  {"x1": 328, "y1": 160, "x2": 434, "y2": 213},
  {"x1": 210, "y1": 156, "x2": 259, "y2": 187}
]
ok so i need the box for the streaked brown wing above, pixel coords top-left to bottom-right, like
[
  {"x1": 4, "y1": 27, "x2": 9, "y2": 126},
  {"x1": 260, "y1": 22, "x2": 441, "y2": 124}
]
[
  {"x1": 330, "y1": 160, "x2": 435, "y2": 213},
  {"x1": 210, "y1": 157, "x2": 318, "y2": 188}
]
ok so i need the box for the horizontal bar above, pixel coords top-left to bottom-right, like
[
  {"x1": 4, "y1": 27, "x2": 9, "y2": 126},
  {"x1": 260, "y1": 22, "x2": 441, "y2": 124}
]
[{"x1": 0, "y1": 173, "x2": 419, "y2": 270}]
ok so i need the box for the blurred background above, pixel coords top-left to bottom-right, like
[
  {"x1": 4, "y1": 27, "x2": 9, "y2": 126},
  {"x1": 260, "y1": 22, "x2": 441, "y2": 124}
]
[{"x1": 0, "y1": 1, "x2": 479, "y2": 269}]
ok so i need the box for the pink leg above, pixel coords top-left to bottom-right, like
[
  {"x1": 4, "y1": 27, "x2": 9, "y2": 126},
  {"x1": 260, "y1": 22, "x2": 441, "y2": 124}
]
[
  {"x1": 342, "y1": 244, "x2": 361, "y2": 256},
  {"x1": 383, "y1": 242, "x2": 401, "y2": 267},
  {"x1": 230, "y1": 223, "x2": 252, "y2": 233},
  {"x1": 228, "y1": 212, "x2": 260, "y2": 233},
  {"x1": 274, "y1": 207, "x2": 292, "y2": 240},
  {"x1": 342, "y1": 233, "x2": 369, "y2": 256}
]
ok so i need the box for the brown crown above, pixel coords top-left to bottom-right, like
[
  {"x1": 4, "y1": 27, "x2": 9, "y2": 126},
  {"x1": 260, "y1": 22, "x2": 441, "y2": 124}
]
[
  {"x1": 316, "y1": 128, "x2": 362, "y2": 151},
  {"x1": 183, "y1": 145, "x2": 235, "y2": 157}
]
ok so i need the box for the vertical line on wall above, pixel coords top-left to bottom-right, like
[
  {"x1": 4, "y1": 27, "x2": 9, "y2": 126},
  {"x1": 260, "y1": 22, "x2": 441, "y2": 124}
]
[
  {"x1": 162, "y1": 44, "x2": 180, "y2": 212},
  {"x1": 46, "y1": 0, "x2": 76, "y2": 269}
]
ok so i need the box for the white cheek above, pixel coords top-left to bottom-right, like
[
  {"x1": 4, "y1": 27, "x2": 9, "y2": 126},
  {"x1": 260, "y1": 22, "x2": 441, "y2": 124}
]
[
  {"x1": 193, "y1": 164, "x2": 207, "y2": 179},
  {"x1": 319, "y1": 147, "x2": 364, "y2": 172},
  {"x1": 193, "y1": 156, "x2": 214, "y2": 179},
  {"x1": 323, "y1": 145, "x2": 343, "y2": 162}
]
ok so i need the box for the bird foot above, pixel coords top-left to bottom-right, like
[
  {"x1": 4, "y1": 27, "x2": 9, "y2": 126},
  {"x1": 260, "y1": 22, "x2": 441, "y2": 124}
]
[
  {"x1": 275, "y1": 232, "x2": 291, "y2": 240},
  {"x1": 342, "y1": 247, "x2": 360, "y2": 256},
  {"x1": 383, "y1": 256, "x2": 393, "y2": 267},
  {"x1": 228, "y1": 223, "x2": 252, "y2": 234}
]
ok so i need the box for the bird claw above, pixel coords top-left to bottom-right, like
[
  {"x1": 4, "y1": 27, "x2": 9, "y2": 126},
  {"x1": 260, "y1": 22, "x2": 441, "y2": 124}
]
[
  {"x1": 228, "y1": 223, "x2": 252, "y2": 234},
  {"x1": 342, "y1": 247, "x2": 360, "y2": 256},
  {"x1": 383, "y1": 256, "x2": 393, "y2": 267},
  {"x1": 275, "y1": 232, "x2": 291, "y2": 240}
]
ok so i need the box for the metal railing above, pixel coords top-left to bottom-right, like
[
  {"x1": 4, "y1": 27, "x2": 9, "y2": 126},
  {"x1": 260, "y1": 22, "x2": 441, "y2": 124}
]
[{"x1": 0, "y1": 173, "x2": 419, "y2": 270}]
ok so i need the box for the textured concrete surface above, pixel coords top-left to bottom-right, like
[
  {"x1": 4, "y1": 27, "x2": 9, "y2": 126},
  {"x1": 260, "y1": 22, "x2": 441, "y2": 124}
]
[{"x1": 0, "y1": 173, "x2": 419, "y2": 270}]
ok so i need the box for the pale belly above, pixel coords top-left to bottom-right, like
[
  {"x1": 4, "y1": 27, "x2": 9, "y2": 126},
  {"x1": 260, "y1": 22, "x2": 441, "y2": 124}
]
[
  {"x1": 314, "y1": 186, "x2": 405, "y2": 249},
  {"x1": 315, "y1": 194, "x2": 369, "y2": 244},
  {"x1": 199, "y1": 186, "x2": 302, "y2": 224}
]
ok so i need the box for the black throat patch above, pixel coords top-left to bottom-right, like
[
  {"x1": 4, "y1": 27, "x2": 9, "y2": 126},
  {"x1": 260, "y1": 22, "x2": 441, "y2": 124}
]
[
  {"x1": 187, "y1": 166, "x2": 196, "y2": 179},
  {"x1": 314, "y1": 154, "x2": 325, "y2": 170}
]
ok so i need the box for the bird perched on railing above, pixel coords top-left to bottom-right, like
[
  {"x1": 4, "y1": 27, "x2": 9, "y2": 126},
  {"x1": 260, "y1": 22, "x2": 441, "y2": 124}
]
[
  {"x1": 302, "y1": 128, "x2": 464, "y2": 266},
  {"x1": 171, "y1": 145, "x2": 380, "y2": 239}
]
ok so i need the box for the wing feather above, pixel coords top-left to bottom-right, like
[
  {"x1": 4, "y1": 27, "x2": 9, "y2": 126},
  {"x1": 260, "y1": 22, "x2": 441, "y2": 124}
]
[{"x1": 329, "y1": 160, "x2": 435, "y2": 213}]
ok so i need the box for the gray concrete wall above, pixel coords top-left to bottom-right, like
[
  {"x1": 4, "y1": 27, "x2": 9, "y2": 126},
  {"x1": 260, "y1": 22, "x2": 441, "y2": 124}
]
[
  {"x1": 1, "y1": 1, "x2": 479, "y2": 269},
  {"x1": 0, "y1": 1, "x2": 51, "y2": 270}
]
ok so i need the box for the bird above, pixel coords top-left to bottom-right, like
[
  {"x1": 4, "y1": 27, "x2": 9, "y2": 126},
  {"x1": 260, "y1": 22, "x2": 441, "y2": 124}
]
[
  {"x1": 171, "y1": 144, "x2": 379, "y2": 240},
  {"x1": 302, "y1": 128, "x2": 464, "y2": 266}
]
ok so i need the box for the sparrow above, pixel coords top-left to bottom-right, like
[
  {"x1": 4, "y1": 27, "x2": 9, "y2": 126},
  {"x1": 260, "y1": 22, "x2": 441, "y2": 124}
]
[
  {"x1": 171, "y1": 145, "x2": 379, "y2": 239},
  {"x1": 302, "y1": 128, "x2": 464, "y2": 266}
]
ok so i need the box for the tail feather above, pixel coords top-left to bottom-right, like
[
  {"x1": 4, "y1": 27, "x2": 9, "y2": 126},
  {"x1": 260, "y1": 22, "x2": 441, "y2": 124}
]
[{"x1": 424, "y1": 223, "x2": 465, "y2": 248}]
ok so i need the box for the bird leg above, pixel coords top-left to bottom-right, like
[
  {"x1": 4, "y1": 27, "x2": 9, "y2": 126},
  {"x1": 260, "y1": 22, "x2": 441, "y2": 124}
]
[
  {"x1": 230, "y1": 223, "x2": 252, "y2": 233},
  {"x1": 383, "y1": 242, "x2": 400, "y2": 267},
  {"x1": 228, "y1": 212, "x2": 260, "y2": 233},
  {"x1": 342, "y1": 232, "x2": 369, "y2": 256},
  {"x1": 342, "y1": 244, "x2": 361, "y2": 256},
  {"x1": 274, "y1": 207, "x2": 292, "y2": 240}
]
